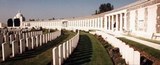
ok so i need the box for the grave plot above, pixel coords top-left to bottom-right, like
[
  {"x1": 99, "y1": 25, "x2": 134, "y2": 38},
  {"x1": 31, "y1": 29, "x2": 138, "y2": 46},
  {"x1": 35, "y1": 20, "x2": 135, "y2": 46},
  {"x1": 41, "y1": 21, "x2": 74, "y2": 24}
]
[
  {"x1": 0, "y1": 30, "x2": 75, "y2": 65},
  {"x1": 0, "y1": 29, "x2": 61, "y2": 62}
]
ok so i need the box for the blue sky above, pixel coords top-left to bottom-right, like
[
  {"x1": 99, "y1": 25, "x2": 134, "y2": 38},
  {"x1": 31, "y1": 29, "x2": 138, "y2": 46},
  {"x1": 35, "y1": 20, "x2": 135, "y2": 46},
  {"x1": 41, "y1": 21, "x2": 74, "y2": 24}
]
[{"x1": 0, "y1": 0, "x2": 136, "y2": 23}]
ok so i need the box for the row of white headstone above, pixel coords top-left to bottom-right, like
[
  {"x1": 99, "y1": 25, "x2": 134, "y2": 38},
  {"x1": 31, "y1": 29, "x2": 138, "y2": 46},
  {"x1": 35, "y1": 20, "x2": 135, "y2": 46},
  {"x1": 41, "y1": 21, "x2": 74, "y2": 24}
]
[
  {"x1": 0, "y1": 31, "x2": 43, "y2": 46},
  {"x1": 91, "y1": 31, "x2": 140, "y2": 65},
  {"x1": 1, "y1": 30, "x2": 61, "y2": 61},
  {"x1": 0, "y1": 31, "x2": 43, "y2": 59},
  {"x1": 52, "y1": 31, "x2": 79, "y2": 65}
]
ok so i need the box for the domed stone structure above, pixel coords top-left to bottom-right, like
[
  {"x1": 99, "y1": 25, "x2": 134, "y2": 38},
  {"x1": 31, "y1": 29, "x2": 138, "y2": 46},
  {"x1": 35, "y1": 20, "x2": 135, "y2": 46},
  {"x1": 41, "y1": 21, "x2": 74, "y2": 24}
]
[{"x1": 13, "y1": 11, "x2": 25, "y2": 27}]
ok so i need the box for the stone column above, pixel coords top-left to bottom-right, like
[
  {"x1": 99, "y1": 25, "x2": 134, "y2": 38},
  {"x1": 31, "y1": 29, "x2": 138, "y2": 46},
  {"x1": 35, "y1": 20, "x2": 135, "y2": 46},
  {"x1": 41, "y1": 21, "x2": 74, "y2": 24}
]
[
  {"x1": 116, "y1": 14, "x2": 119, "y2": 31},
  {"x1": 106, "y1": 16, "x2": 108, "y2": 30},
  {"x1": 108, "y1": 16, "x2": 111, "y2": 30},
  {"x1": 124, "y1": 13, "x2": 127, "y2": 31},
  {"x1": 97, "y1": 18, "x2": 99, "y2": 28},
  {"x1": 120, "y1": 13, "x2": 123, "y2": 31}
]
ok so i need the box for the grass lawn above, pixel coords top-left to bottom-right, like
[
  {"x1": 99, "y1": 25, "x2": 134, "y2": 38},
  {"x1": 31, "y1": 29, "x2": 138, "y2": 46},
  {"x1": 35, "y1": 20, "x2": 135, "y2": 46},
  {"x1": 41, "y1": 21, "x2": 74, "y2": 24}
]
[
  {"x1": 126, "y1": 35, "x2": 160, "y2": 44},
  {"x1": 117, "y1": 37, "x2": 160, "y2": 60},
  {"x1": 0, "y1": 30, "x2": 76, "y2": 65},
  {"x1": 63, "y1": 32, "x2": 113, "y2": 65}
]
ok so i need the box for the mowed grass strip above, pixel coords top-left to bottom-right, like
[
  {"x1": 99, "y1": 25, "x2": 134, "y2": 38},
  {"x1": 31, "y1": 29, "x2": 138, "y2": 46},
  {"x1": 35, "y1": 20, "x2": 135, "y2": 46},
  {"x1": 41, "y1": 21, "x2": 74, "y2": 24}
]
[
  {"x1": 117, "y1": 37, "x2": 160, "y2": 60},
  {"x1": 86, "y1": 32, "x2": 113, "y2": 65},
  {"x1": 125, "y1": 35, "x2": 160, "y2": 44},
  {"x1": 63, "y1": 32, "x2": 113, "y2": 65},
  {"x1": 0, "y1": 30, "x2": 76, "y2": 65}
]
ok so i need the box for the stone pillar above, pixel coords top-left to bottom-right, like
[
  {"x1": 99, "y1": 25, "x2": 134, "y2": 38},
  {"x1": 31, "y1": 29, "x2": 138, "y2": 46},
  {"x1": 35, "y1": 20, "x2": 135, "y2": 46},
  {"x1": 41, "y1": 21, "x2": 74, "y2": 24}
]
[
  {"x1": 97, "y1": 18, "x2": 99, "y2": 28},
  {"x1": 120, "y1": 13, "x2": 123, "y2": 31},
  {"x1": 108, "y1": 16, "x2": 111, "y2": 30},
  {"x1": 112, "y1": 15, "x2": 115, "y2": 31},
  {"x1": 124, "y1": 13, "x2": 127, "y2": 31},
  {"x1": 116, "y1": 14, "x2": 119, "y2": 31}
]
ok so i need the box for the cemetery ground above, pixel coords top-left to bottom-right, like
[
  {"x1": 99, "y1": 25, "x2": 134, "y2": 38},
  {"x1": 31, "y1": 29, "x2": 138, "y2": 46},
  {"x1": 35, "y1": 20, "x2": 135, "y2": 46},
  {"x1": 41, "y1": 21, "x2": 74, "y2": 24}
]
[
  {"x1": 0, "y1": 30, "x2": 114, "y2": 65},
  {"x1": 125, "y1": 35, "x2": 160, "y2": 44},
  {"x1": 117, "y1": 37, "x2": 160, "y2": 64},
  {"x1": 63, "y1": 32, "x2": 113, "y2": 65},
  {"x1": 0, "y1": 30, "x2": 76, "y2": 65}
]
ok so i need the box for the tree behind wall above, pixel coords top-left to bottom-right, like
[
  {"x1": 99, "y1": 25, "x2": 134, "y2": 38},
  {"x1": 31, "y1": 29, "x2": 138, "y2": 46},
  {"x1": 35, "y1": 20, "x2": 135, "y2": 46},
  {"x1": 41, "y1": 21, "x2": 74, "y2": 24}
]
[
  {"x1": 95, "y1": 3, "x2": 114, "y2": 14},
  {"x1": 7, "y1": 18, "x2": 13, "y2": 27}
]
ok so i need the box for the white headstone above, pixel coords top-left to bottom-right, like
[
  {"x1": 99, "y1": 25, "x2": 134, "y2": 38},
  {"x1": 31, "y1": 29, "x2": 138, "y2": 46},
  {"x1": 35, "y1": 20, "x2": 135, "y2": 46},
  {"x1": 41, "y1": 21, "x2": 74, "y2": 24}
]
[
  {"x1": 20, "y1": 39, "x2": 25, "y2": 54},
  {"x1": 35, "y1": 35, "x2": 39, "y2": 47},
  {"x1": 52, "y1": 47, "x2": 59, "y2": 65},
  {"x1": 26, "y1": 37, "x2": 32, "y2": 50},
  {"x1": 31, "y1": 36, "x2": 36, "y2": 49},
  {"x1": 11, "y1": 40, "x2": 19, "y2": 57},
  {"x1": 2, "y1": 43, "x2": 12, "y2": 61},
  {"x1": 133, "y1": 51, "x2": 140, "y2": 65}
]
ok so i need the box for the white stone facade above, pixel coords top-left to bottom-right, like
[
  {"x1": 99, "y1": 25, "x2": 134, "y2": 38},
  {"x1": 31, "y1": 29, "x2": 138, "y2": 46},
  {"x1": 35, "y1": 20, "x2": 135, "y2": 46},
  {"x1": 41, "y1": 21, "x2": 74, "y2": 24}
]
[
  {"x1": 0, "y1": 22, "x2": 7, "y2": 28},
  {"x1": 21, "y1": 0, "x2": 160, "y2": 39}
]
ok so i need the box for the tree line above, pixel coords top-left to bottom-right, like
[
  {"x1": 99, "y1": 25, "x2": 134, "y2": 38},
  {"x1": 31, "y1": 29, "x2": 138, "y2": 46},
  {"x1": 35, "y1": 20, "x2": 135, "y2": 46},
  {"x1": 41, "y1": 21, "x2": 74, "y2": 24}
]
[{"x1": 94, "y1": 3, "x2": 114, "y2": 15}]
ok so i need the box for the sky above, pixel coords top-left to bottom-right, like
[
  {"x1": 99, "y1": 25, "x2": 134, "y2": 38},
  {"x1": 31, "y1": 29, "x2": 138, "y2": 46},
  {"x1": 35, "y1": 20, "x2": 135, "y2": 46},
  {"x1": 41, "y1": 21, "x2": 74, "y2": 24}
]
[{"x1": 0, "y1": 0, "x2": 136, "y2": 23}]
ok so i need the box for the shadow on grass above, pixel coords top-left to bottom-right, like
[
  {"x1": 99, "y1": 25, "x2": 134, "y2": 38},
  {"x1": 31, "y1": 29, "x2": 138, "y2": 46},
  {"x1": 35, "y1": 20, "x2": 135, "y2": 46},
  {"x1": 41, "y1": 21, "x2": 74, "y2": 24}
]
[
  {"x1": 63, "y1": 35, "x2": 93, "y2": 65},
  {"x1": 0, "y1": 32, "x2": 69, "y2": 64}
]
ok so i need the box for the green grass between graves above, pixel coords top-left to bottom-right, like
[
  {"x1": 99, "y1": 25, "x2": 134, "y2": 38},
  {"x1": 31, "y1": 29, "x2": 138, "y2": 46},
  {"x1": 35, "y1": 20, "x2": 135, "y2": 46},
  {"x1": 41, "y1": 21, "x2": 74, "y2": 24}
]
[
  {"x1": 86, "y1": 32, "x2": 113, "y2": 65},
  {"x1": 126, "y1": 35, "x2": 160, "y2": 44},
  {"x1": 0, "y1": 30, "x2": 76, "y2": 65},
  {"x1": 117, "y1": 37, "x2": 160, "y2": 60},
  {"x1": 63, "y1": 32, "x2": 113, "y2": 65}
]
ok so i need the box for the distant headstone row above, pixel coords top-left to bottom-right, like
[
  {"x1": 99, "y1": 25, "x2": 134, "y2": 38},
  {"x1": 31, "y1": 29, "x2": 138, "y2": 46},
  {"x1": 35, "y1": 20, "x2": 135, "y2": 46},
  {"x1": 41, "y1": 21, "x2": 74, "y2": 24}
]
[
  {"x1": 52, "y1": 31, "x2": 79, "y2": 65},
  {"x1": 0, "y1": 31, "x2": 43, "y2": 46},
  {"x1": 91, "y1": 31, "x2": 140, "y2": 65},
  {"x1": 1, "y1": 30, "x2": 61, "y2": 61}
]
